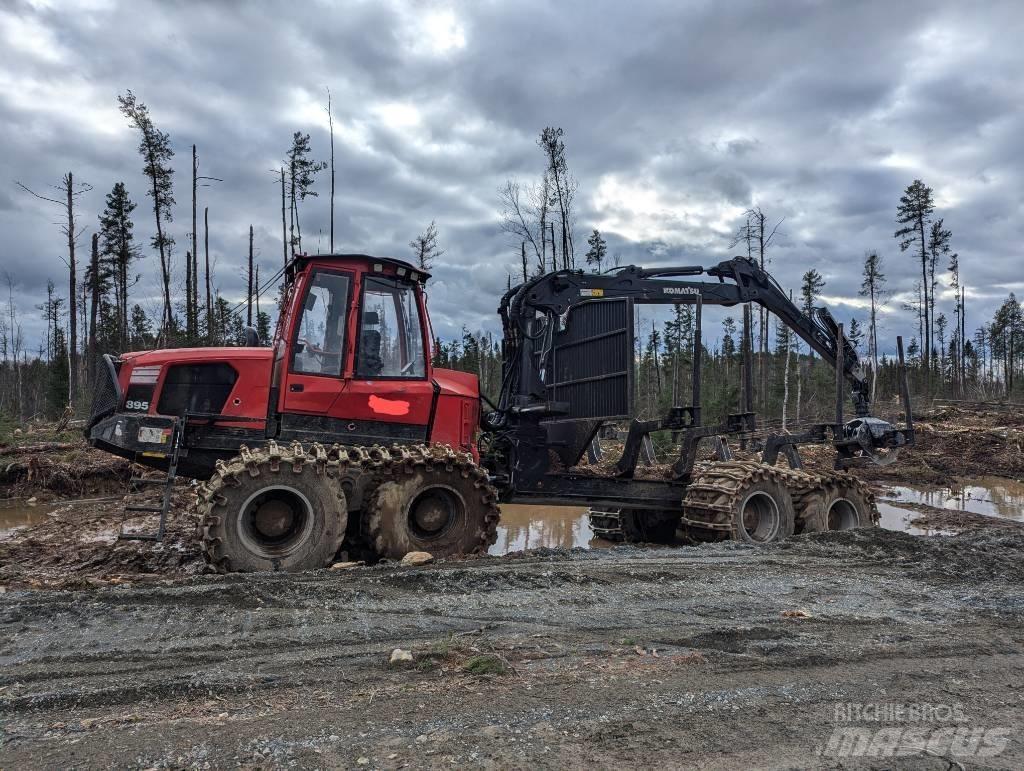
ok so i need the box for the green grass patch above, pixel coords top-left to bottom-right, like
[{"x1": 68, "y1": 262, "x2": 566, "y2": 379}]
[{"x1": 462, "y1": 655, "x2": 507, "y2": 676}]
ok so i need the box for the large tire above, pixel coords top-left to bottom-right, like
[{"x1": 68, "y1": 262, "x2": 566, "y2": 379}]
[
  {"x1": 731, "y1": 476, "x2": 796, "y2": 543},
  {"x1": 363, "y1": 445, "x2": 499, "y2": 560},
  {"x1": 682, "y1": 462, "x2": 796, "y2": 544},
  {"x1": 198, "y1": 442, "x2": 348, "y2": 573},
  {"x1": 799, "y1": 476, "x2": 878, "y2": 532}
]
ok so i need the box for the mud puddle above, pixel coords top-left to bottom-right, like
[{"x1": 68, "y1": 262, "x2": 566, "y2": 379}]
[
  {"x1": 879, "y1": 476, "x2": 1024, "y2": 535},
  {"x1": 490, "y1": 504, "x2": 611, "y2": 555},
  {"x1": 492, "y1": 477, "x2": 1024, "y2": 551},
  {"x1": 0, "y1": 499, "x2": 52, "y2": 535}
]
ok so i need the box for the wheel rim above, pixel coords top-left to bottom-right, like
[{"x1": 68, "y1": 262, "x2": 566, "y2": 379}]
[
  {"x1": 827, "y1": 498, "x2": 859, "y2": 530},
  {"x1": 238, "y1": 486, "x2": 314, "y2": 557},
  {"x1": 407, "y1": 486, "x2": 464, "y2": 540},
  {"x1": 738, "y1": 491, "x2": 781, "y2": 542}
]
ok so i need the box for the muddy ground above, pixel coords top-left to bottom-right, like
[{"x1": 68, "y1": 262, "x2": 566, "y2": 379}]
[
  {"x1": 2, "y1": 404, "x2": 1022, "y2": 589},
  {"x1": 1, "y1": 406, "x2": 1023, "y2": 767},
  {"x1": 0, "y1": 529, "x2": 1022, "y2": 768}
]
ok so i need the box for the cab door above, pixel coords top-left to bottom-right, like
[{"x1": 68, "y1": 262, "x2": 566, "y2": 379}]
[
  {"x1": 335, "y1": 274, "x2": 435, "y2": 442},
  {"x1": 281, "y1": 268, "x2": 353, "y2": 415}
]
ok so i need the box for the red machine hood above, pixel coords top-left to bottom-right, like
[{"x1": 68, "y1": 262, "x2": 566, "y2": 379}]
[
  {"x1": 121, "y1": 347, "x2": 274, "y2": 366},
  {"x1": 432, "y1": 367, "x2": 479, "y2": 398}
]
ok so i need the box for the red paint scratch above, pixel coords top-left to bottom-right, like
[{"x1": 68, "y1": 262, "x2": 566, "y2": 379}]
[{"x1": 368, "y1": 394, "x2": 410, "y2": 416}]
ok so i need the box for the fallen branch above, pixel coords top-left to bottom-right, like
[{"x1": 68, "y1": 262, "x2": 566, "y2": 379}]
[{"x1": 0, "y1": 443, "x2": 79, "y2": 458}]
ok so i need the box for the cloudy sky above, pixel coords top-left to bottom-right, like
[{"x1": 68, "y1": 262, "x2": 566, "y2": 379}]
[{"x1": 2, "y1": 0, "x2": 1022, "y2": 354}]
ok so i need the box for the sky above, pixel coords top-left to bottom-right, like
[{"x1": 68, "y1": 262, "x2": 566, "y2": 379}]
[{"x1": 1, "y1": 0, "x2": 1022, "y2": 356}]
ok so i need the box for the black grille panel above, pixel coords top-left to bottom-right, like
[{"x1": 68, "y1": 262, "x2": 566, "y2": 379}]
[
  {"x1": 546, "y1": 298, "x2": 633, "y2": 420},
  {"x1": 157, "y1": 363, "x2": 237, "y2": 416},
  {"x1": 88, "y1": 354, "x2": 122, "y2": 429}
]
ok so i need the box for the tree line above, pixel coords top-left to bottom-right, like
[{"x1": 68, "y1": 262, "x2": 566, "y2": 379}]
[
  {"x1": 0, "y1": 99, "x2": 1019, "y2": 431},
  {"x1": 1, "y1": 89, "x2": 444, "y2": 425}
]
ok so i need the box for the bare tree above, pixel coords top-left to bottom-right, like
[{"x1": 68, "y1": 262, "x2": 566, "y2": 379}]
[
  {"x1": 538, "y1": 127, "x2": 577, "y2": 267},
  {"x1": 278, "y1": 167, "x2": 288, "y2": 266},
  {"x1": 247, "y1": 225, "x2": 254, "y2": 327},
  {"x1": 88, "y1": 233, "x2": 100, "y2": 371},
  {"x1": 499, "y1": 180, "x2": 543, "y2": 270},
  {"x1": 4, "y1": 273, "x2": 24, "y2": 419},
  {"x1": 730, "y1": 207, "x2": 783, "y2": 416},
  {"x1": 204, "y1": 206, "x2": 212, "y2": 336},
  {"x1": 326, "y1": 88, "x2": 336, "y2": 253},
  {"x1": 16, "y1": 172, "x2": 92, "y2": 399}
]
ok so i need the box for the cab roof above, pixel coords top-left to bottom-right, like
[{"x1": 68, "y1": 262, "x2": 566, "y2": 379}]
[{"x1": 286, "y1": 253, "x2": 430, "y2": 283}]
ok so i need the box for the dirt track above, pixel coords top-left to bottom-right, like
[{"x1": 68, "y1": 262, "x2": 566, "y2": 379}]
[{"x1": 2, "y1": 529, "x2": 1022, "y2": 769}]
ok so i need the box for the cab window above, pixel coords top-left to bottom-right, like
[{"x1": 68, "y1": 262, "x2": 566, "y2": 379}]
[
  {"x1": 291, "y1": 270, "x2": 350, "y2": 376},
  {"x1": 356, "y1": 277, "x2": 426, "y2": 378}
]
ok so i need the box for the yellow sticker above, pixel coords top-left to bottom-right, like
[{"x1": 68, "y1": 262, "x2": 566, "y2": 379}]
[{"x1": 580, "y1": 288, "x2": 604, "y2": 297}]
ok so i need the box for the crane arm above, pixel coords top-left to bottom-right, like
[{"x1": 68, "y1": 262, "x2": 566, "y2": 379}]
[{"x1": 497, "y1": 256, "x2": 870, "y2": 416}]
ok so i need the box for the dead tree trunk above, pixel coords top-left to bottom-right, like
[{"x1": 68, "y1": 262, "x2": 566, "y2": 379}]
[
  {"x1": 66, "y1": 172, "x2": 78, "y2": 401},
  {"x1": 327, "y1": 89, "x2": 335, "y2": 253},
  {"x1": 247, "y1": 225, "x2": 254, "y2": 327},
  {"x1": 191, "y1": 144, "x2": 198, "y2": 340},
  {"x1": 88, "y1": 233, "x2": 99, "y2": 378},
  {"x1": 280, "y1": 168, "x2": 288, "y2": 267},
  {"x1": 204, "y1": 206, "x2": 211, "y2": 338}
]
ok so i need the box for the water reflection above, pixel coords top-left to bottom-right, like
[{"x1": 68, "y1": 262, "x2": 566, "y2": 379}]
[
  {"x1": 492, "y1": 476, "x2": 1024, "y2": 553},
  {"x1": 880, "y1": 476, "x2": 1024, "y2": 520},
  {"x1": 875, "y1": 501, "x2": 947, "y2": 536},
  {"x1": 0, "y1": 500, "x2": 51, "y2": 535},
  {"x1": 490, "y1": 504, "x2": 610, "y2": 555}
]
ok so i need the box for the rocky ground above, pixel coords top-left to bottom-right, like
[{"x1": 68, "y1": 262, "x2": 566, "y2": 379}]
[{"x1": 1, "y1": 529, "x2": 1022, "y2": 769}]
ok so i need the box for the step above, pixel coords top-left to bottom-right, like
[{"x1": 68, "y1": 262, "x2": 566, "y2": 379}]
[{"x1": 129, "y1": 477, "x2": 167, "y2": 486}]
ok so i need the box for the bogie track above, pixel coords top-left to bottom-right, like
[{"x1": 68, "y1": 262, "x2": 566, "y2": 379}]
[
  {"x1": 197, "y1": 441, "x2": 499, "y2": 573},
  {"x1": 590, "y1": 461, "x2": 878, "y2": 545}
]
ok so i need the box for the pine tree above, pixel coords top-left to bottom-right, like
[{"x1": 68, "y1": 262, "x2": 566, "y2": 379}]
[
  {"x1": 409, "y1": 221, "x2": 445, "y2": 272},
  {"x1": 799, "y1": 269, "x2": 825, "y2": 360},
  {"x1": 47, "y1": 326, "x2": 69, "y2": 418},
  {"x1": 129, "y1": 304, "x2": 153, "y2": 349},
  {"x1": 256, "y1": 310, "x2": 271, "y2": 345},
  {"x1": 285, "y1": 132, "x2": 326, "y2": 252},
  {"x1": 859, "y1": 251, "x2": 886, "y2": 403},
  {"x1": 584, "y1": 229, "x2": 607, "y2": 272},
  {"x1": 847, "y1": 317, "x2": 864, "y2": 351},
  {"x1": 98, "y1": 182, "x2": 138, "y2": 350},
  {"x1": 926, "y1": 217, "x2": 952, "y2": 373},
  {"x1": 894, "y1": 180, "x2": 935, "y2": 376},
  {"x1": 118, "y1": 91, "x2": 175, "y2": 336}
]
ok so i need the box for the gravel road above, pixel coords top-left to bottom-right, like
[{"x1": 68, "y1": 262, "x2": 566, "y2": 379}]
[{"x1": 2, "y1": 528, "x2": 1022, "y2": 769}]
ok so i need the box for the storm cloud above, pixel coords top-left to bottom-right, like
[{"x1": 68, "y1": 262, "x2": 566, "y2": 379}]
[{"x1": 1, "y1": 0, "x2": 1022, "y2": 351}]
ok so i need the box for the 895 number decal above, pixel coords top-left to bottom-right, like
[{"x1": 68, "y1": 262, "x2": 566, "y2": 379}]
[{"x1": 125, "y1": 400, "x2": 150, "y2": 411}]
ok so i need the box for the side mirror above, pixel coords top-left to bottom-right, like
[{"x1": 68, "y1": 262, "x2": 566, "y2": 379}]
[{"x1": 243, "y1": 326, "x2": 260, "y2": 347}]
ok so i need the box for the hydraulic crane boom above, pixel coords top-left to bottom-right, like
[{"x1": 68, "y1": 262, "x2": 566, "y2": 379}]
[
  {"x1": 497, "y1": 256, "x2": 869, "y2": 416},
  {"x1": 485, "y1": 256, "x2": 913, "y2": 502}
]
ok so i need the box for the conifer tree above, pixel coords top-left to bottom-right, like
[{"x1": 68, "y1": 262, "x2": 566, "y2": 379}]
[{"x1": 118, "y1": 91, "x2": 175, "y2": 335}]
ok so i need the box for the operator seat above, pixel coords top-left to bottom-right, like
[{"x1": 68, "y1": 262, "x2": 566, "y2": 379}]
[{"x1": 358, "y1": 311, "x2": 383, "y2": 376}]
